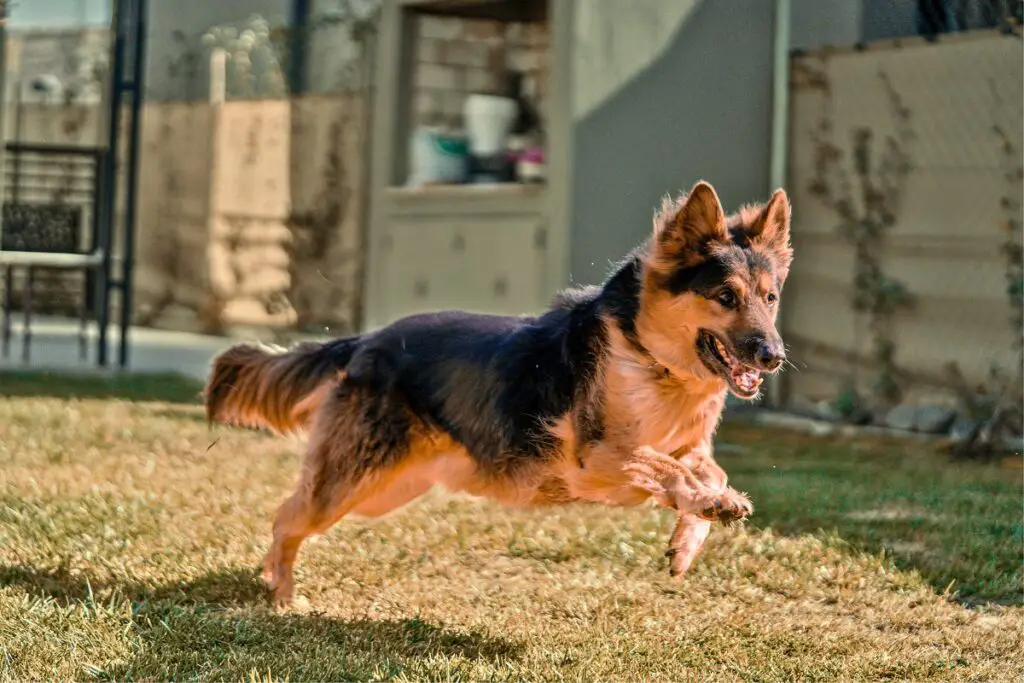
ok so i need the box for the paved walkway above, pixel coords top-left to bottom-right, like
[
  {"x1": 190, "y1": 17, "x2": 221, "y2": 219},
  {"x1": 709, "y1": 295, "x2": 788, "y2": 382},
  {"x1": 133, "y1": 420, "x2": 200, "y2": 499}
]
[{"x1": 0, "y1": 317, "x2": 238, "y2": 381}]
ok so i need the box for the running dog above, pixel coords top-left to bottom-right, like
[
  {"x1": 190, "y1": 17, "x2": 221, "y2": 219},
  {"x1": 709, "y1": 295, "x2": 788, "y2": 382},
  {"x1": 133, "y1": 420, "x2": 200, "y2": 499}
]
[{"x1": 204, "y1": 180, "x2": 793, "y2": 607}]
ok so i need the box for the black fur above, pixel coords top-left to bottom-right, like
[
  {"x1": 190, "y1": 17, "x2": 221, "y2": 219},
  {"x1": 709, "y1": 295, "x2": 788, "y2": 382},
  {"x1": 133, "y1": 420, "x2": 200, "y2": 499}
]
[
  {"x1": 310, "y1": 259, "x2": 657, "y2": 478},
  {"x1": 309, "y1": 232, "x2": 775, "y2": 479},
  {"x1": 664, "y1": 236, "x2": 775, "y2": 299},
  {"x1": 664, "y1": 256, "x2": 730, "y2": 297},
  {"x1": 600, "y1": 251, "x2": 644, "y2": 351}
]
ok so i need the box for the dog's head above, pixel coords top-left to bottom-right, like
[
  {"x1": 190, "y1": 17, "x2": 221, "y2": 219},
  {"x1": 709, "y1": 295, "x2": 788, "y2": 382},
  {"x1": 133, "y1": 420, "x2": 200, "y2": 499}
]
[{"x1": 637, "y1": 180, "x2": 793, "y2": 400}]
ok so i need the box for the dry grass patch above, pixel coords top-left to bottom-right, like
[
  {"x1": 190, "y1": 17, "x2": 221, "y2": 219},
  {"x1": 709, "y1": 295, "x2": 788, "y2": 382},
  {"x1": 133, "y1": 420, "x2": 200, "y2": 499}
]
[{"x1": 1, "y1": 372, "x2": 1021, "y2": 681}]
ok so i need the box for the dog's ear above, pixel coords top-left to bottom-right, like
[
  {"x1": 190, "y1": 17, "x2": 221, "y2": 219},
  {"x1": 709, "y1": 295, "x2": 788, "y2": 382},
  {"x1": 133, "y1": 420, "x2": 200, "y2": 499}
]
[
  {"x1": 651, "y1": 181, "x2": 728, "y2": 268},
  {"x1": 747, "y1": 188, "x2": 793, "y2": 280}
]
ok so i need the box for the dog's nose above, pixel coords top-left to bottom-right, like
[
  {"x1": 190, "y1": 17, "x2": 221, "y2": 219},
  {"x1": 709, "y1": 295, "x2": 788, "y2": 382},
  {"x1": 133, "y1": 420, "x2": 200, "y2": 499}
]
[{"x1": 755, "y1": 339, "x2": 785, "y2": 370}]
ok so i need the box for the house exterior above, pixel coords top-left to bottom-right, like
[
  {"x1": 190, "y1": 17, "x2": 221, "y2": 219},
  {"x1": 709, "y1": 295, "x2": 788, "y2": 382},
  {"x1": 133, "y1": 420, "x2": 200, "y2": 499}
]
[
  {"x1": 365, "y1": 0, "x2": 1021, "y2": 412},
  {"x1": 364, "y1": 0, "x2": 998, "y2": 323},
  {"x1": 6, "y1": 0, "x2": 1017, "y2": 410}
]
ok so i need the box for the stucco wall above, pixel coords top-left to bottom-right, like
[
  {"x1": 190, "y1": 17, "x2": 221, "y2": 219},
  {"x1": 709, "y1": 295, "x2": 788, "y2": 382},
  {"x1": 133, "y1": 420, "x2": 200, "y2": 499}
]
[
  {"x1": 785, "y1": 32, "x2": 1023, "y2": 400},
  {"x1": 568, "y1": 0, "x2": 777, "y2": 286}
]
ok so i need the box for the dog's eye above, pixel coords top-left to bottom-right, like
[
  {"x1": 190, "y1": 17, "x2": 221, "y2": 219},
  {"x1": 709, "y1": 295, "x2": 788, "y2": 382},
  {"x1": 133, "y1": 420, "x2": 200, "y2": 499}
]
[
  {"x1": 717, "y1": 290, "x2": 737, "y2": 308},
  {"x1": 766, "y1": 292, "x2": 777, "y2": 305}
]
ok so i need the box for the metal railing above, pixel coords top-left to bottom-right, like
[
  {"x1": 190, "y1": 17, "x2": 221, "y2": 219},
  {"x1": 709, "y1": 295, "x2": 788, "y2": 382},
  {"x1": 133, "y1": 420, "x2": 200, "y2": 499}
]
[{"x1": 0, "y1": 142, "x2": 107, "y2": 364}]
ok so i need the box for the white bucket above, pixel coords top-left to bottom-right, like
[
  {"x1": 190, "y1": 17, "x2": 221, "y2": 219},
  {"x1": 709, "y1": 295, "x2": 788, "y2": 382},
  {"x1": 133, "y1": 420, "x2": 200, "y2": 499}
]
[{"x1": 463, "y1": 94, "x2": 517, "y2": 156}]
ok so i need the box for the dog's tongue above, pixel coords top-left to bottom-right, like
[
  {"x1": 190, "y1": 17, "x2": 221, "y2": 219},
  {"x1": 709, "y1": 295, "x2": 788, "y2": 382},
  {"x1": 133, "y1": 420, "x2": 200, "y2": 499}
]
[{"x1": 731, "y1": 367, "x2": 762, "y2": 393}]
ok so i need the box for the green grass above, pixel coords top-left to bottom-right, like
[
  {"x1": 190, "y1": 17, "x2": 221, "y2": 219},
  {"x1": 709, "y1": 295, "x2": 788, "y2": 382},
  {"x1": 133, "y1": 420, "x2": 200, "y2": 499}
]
[
  {"x1": 0, "y1": 370, "x2": 203, "y2": 404},
  {"x1": 720, "y1": 423, "x2": 1023, "y2": 606},
  {"x1": 1, "y1": 372, "x2": 1021, "y2": 681}
]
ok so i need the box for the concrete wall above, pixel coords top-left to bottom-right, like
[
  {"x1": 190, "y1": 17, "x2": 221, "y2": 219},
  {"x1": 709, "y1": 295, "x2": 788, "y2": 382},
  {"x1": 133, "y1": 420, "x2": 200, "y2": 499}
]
[
  {"x1": 785, "y1": 32, "x2": 1023, "y2": 400},
  {"x1": 305, "y1": 0, "x2": 380, "y2": 94},
  {"x1": 570, "y1": 0, "x2": 700, "y2": 121},
  {"x1": 562, "y1": 0, "x2": 1020, "y2": 404},
  {"x1": 134, "y1": 102, "x2": 217, "y2": 329},
  {"x1": 566, "y1": 0, "x2": 878, "y2": 288},
  {"x1": 791, "y1": 0, "x2": 863, "y2": 50},
  {"x1": 8, "y1": 0, "x2": 109, "y2": 29}
]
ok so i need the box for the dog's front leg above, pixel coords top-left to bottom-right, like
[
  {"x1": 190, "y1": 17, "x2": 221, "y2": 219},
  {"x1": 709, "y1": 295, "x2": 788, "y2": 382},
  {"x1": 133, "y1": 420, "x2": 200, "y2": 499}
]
[
  {"x1": 625, "y1": 446, "x2": 753, "y2": 523},
  {"x1": 624, "y1": 446, "x2": 751, "y2": 580},
  {"x1": 664, "y1": 514, "x2": 712, "y2": 577},
  {"x1": 675, "y1": 444, "x2": 729, "y2": 493}
]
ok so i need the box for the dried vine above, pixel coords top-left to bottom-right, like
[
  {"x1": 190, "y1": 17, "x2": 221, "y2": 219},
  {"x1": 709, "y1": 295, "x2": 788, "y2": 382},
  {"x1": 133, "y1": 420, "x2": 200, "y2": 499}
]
[
  {"x1": 947, "y1": 79, "x2": 1024, "y2": 457},
  {"x1": 992, "y1": 82, "x2": 1024, "y2": 374},
  {"x1": 284, "y1": 116, "x2": 357, "y2": 332},
  {"x1": 282, "y1": 2, "x2": 379, "y2": 333},
  {"x1": 807, "y1": 61, "x2": 915, "y2": 411}
]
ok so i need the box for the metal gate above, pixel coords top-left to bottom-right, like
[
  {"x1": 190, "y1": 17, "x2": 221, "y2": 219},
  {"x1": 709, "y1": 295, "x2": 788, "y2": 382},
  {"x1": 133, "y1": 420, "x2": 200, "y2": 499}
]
[{"x1": 0, "y1": 0, "x2": 148, "y2": 369}]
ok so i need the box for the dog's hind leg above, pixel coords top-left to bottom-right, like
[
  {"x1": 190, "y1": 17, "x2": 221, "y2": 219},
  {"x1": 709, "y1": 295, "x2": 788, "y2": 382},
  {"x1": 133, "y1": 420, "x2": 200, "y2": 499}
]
[
  {"x1": 264, "y1": 457, "x2": 432, "y2": 607},
  {"x1": 262, "y1": 378, "x2": 424, "y2": 608},
  {"x1": 262, "y1": 457, "x2": 370, "y2": 609},
  {"x1": 264, "y1": 446, "x2": 453, "y2": 608},
  {"x1": 263, "y1": 487, "x2": 326, "y2": 608}
]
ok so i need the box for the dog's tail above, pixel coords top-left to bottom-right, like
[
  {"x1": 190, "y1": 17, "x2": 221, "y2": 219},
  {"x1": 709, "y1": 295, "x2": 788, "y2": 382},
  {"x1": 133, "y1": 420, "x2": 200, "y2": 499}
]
[{"x1": 204, "y1": 336, "x2": 358, "y2": 435}]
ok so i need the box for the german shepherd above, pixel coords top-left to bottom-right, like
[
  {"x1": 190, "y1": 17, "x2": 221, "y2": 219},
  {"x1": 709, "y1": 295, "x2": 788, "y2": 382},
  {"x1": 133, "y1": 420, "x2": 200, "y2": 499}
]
[{"x1": 204, "y1": 181, "x2": 792, "y2": 607}]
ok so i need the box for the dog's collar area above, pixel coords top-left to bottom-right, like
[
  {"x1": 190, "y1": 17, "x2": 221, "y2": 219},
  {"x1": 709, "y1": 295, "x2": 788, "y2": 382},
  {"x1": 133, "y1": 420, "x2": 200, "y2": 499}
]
[{"x1": 623, "y1": 331, "x2": 673, "y2": 380}]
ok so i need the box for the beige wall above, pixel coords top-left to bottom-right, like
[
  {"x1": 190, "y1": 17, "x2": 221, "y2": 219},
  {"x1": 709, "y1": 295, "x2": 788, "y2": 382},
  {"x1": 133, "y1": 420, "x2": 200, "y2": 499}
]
[
  {"x1": 135, "y1": 102, "x2": 216, "y2": 328},
  {"x1": 785, "y1": 32, "x2": 1023, "y2": 402}
]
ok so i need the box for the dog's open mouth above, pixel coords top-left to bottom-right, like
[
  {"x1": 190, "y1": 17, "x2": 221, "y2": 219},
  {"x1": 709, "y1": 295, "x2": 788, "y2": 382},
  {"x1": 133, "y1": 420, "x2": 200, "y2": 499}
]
[{"x1": 697, "y1": 330, "x2": 763, "y2": 399}]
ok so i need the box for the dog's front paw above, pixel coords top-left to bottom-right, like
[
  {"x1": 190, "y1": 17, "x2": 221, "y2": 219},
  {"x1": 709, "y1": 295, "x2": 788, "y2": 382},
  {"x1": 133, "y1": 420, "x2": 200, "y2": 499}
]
[{"x1": 696, "y1": 488, "x2": 752, "y2": 524}]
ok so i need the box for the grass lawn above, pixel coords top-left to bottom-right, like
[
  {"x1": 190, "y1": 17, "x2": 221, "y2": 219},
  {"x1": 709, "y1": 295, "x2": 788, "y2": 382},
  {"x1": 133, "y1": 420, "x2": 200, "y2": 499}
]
[{"x1": 1, "y1": 371, "x2": 1022, "y2": 681}]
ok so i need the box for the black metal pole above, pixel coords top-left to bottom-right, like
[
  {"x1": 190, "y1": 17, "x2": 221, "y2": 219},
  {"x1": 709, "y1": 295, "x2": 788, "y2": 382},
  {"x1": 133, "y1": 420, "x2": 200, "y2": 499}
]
[
  {"x1": 289, "y1": 0, "x2": 310, "y2": 95},
  {"x1": 97, "y1": 0, "x2": 127, "y2": 367},
  {"x1": 117, "y1": 0, "x2": 147, "y2": 369}
]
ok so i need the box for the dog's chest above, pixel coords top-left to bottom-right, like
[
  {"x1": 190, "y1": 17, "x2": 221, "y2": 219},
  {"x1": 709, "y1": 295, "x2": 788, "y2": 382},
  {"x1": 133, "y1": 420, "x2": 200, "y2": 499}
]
[{"x1": 604, "y1": 368, "x2": 725, "y2": 455}]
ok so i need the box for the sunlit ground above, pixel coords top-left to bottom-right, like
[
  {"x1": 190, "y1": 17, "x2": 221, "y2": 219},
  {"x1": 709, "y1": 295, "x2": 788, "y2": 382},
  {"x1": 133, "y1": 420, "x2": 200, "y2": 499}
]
[{"x1": 1, "y1": 372, "x2": 1021, "y2": 681}]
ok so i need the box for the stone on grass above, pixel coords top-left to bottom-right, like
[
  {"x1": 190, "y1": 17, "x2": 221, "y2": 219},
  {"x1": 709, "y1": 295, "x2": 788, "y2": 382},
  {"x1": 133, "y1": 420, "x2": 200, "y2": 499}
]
[
  {"x1": 915, "y1": 405, "x2": 956, "y2": 434},
  {"x1": 885, "y1": 404, "x2": 956, "y2": 433},
  {"x1": 885, "y1": 404, "x2": 918, "y2": 431},
  {"x1": 949, "y1": 417, "x2": 982, "y2": 443}
]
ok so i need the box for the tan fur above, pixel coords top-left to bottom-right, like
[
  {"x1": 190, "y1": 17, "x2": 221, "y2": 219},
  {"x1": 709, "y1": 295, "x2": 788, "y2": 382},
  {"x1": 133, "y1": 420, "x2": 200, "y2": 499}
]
[
  {"x1": 207, "y1": 180, "x2": 792, "y2": 608},
  {"x1": 205, "y1": 342, "x2": 342, "y2": 435}
]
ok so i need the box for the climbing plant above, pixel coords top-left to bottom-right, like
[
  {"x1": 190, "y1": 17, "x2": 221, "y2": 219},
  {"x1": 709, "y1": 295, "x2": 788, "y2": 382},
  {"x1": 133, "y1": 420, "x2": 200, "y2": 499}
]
[
  {"x1": 806, "y1": 61, "x2": 915, "y2": 411},
  {"x1": 946, "y1": 78, "x2": 1024, "y2": 458}
]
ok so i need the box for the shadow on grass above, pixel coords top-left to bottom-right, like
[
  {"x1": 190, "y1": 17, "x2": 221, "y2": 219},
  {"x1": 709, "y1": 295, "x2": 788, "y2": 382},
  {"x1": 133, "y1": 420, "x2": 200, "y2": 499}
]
[
  {"x1": 1, "y1": 563, "x2": 524, "y2": 679},
  {"x1": 0, "y1": 563, "x2": 269, "y2": 607},
  {"x1": 0, "y1": 370, "x2": 204, "y2": 404}
]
